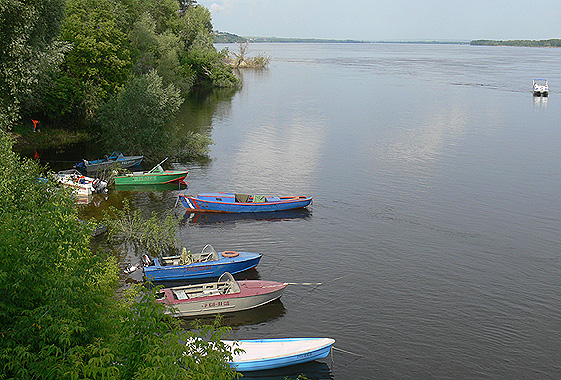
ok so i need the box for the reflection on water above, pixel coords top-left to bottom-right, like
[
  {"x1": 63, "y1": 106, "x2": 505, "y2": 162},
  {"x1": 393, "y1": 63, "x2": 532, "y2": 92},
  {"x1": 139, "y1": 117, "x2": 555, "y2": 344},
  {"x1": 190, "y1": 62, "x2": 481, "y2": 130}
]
[
  {"x1": 239, "y1": 360, "x2": 333, "y2": 380},
  {"x1": 182, "y1": 208, "x2": 311, "y2": 225},
  {"x1": 533, "y1": 94, "x2": 548, "y2": 108},
  {"x1": 177, "y1": 299, "x2": 286, "y2": 328},
  {"x1": 114, "y1": 182, "x2": 186, "y2": 192}
]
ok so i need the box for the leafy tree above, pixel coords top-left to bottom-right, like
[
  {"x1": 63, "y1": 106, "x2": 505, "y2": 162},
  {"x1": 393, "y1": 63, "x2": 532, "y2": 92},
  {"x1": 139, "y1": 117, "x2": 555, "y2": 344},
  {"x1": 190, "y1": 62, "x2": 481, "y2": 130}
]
[
  {"x1": 98, "y1": 70, "x2": 184, "y2": 158},
  {"x1": 0, "y1": 0, "x2": 67, "y2": 130},
  {"x1": 0, "y1": 131, "x2": 118, "y2": 378},
  {"x1": 47, "y1": 0, "x2": 132, "y2": 125},
  {"x1": 0, "y1": 131, "x2": 238, "y2": 379}
]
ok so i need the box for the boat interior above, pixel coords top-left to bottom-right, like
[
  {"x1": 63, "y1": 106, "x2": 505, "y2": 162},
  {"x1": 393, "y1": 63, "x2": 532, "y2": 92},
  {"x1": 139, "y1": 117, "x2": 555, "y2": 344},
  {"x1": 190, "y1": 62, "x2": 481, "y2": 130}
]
[
  {"x1": 160, "y1": 244, "x2": 220, "y2": 266},
  {"x1": 169, "y1": 272, "x2": 241, "y2": 300}
]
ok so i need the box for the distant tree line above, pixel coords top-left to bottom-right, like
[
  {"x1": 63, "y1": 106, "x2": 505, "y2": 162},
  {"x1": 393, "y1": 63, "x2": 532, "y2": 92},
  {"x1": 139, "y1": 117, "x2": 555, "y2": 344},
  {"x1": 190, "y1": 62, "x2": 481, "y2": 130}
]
[
  {"x1": 470, "y1": 39, "x2": 561, "y2": 47},
  {"x1": 1, "y1": 0, "x2": 240, "y2": 159}
]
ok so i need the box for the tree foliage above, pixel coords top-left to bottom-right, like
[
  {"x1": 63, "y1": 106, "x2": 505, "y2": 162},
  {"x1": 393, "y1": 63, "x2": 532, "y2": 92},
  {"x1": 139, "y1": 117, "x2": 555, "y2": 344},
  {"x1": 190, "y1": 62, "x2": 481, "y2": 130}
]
[
  {"x1": 98, "y1": 70, "x2": 184, "y2": 158},
  {"x1": 0, "y1": 0, "x2": 67, "y2": 131},
  {"x1": 45, "y1": 0, "x2": 133, "y2": 124},
  {"x1": 0, "y1": 131, "x2": 238, "y2": 379}
]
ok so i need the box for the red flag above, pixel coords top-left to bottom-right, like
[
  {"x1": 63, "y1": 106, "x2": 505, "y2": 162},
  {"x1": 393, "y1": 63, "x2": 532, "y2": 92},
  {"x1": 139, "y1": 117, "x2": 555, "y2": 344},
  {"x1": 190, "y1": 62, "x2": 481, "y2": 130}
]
[{"x1": 34, "y1": 150, "x2": 39, "y2": 160}]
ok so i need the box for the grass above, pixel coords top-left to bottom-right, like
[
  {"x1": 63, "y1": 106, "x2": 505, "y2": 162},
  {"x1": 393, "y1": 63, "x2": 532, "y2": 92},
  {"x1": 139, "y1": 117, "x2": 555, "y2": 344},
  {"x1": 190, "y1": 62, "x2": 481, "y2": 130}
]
[{"x1": 11, "y1": 122, "x2": 94, "y2": 155}]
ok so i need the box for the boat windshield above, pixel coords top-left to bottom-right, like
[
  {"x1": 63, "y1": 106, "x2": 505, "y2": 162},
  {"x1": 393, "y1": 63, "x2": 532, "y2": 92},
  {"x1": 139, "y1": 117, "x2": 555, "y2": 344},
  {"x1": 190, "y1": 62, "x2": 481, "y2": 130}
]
[
  {"x1": 217, "y1": 272, "x2": 241, "y2": 294},
  {"x1": 196, "y1": 244, "x2": 219, "y2": 262},
  {"x1": 149, "y1": 164, "x2": 165, "y2": 173}
]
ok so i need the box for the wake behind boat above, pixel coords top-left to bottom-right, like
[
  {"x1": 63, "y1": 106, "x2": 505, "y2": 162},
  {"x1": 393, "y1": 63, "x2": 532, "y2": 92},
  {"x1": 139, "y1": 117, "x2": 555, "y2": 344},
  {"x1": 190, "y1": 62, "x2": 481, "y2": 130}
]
[
  {"x1": 156, "y1": 272, "x2": 287, "y2": 317},
  {"x1": 178, "y1": 192, "x2": 312, "y2": 213}
]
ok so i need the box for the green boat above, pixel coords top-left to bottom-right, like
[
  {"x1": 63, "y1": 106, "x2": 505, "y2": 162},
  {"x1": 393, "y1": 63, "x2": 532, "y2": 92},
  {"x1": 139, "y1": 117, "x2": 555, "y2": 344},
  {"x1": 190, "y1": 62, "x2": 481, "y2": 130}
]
[{"x1": 114, "y1": 158, "x2": 188, "y2": 186}]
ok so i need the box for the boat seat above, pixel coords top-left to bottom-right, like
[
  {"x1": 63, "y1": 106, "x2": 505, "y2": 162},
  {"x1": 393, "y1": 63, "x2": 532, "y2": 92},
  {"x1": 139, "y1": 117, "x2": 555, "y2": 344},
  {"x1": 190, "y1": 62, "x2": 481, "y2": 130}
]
[
  {"x1": 235, "y1": 193, "x2": 251, "y2": 202},
  {"x1": 174, "y1": 290, "x2": 189, "y2": 300}
]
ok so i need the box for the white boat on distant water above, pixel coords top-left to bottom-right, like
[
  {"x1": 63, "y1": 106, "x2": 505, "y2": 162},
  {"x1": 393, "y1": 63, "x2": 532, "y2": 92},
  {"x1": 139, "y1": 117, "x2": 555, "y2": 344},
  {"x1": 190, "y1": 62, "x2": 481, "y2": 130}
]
[{"x1": 533, "y1": 79, "x2": 549, "y2": 96}]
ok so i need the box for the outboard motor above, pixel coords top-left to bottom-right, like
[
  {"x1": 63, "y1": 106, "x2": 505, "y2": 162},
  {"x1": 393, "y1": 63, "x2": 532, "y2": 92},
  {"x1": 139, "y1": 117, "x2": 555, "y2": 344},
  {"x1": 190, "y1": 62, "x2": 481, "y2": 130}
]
[
  {"x1": 141, "y1": 254, "x2": 153, "y2": 267},
  {"x1": 92, "y1": 179, "x2": 108, "y2": 194}
]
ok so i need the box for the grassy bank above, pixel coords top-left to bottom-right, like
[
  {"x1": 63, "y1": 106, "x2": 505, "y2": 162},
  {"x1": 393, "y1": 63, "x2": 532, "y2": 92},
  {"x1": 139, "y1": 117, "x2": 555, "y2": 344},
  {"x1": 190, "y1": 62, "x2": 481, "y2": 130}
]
[{"x1": 11, "y1": 124, "x2": 93, "y2": 156}]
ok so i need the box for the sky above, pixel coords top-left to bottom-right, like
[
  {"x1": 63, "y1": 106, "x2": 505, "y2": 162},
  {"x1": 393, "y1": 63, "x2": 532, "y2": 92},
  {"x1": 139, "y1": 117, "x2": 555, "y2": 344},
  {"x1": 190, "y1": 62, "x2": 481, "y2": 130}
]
[{"x1": 197, "y1": 0, "x2": 561, "y2": 41}]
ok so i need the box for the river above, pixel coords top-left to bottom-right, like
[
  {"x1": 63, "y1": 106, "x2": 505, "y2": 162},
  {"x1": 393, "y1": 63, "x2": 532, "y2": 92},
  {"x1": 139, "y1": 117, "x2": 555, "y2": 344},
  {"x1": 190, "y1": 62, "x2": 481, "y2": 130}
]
[{"x1": 79, "y1": 43, "x2": 561, "y2": 379}]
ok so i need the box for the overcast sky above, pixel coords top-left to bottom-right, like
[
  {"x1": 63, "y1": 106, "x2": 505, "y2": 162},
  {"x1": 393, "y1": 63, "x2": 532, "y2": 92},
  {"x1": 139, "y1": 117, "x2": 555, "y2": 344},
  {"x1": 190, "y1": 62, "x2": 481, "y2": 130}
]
[{"x1": 197, "y1": 0, "x2": 561, "y2": 41}]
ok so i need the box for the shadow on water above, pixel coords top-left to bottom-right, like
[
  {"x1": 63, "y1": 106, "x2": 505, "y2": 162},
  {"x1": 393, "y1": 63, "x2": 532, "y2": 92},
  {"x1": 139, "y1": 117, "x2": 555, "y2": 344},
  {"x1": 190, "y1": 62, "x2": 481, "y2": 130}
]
[
  {"x1": 181, "y1": 208, "x2": 312, "y2": 225},
  {"x1": 238, "y1": 360, "x2": 334, "y2": 380},
  {"x1": 177, "y1": 298, "x2": 286, "y2": 328}
]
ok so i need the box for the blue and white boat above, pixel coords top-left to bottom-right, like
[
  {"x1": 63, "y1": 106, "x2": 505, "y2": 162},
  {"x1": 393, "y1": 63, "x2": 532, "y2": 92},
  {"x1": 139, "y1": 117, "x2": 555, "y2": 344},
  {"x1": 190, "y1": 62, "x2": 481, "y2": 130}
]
[
  {"x1": 224, "y1": 337, "x2": 335, "y2": 371},
  {"x1": 142, "y1": 244, "x2": 262, "y2": 282},
  {"x1": 178, "y1": 192, "x2": 313, "y2": 213},
  {"x1": 75, "y1": 151, "x2": 144, "y2": 173}
]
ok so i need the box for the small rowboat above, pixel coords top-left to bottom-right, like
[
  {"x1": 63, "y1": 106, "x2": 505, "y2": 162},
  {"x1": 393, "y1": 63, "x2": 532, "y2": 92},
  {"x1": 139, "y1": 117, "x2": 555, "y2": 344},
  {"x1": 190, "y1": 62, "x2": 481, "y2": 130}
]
[
  {"x1": 75, "y1": 151, "x2": 143, "y2": 173},
  {"x1": 156, "y1": 272, "x2": 287, "y2": 317},
  {"x1": 114, "y1": 158, "x2": 188, "y2": 186},
  {"x1": 224, "y1": 337, "x2": 335, "y2": 371},
  {"x1": 178, "y1": 192, "x2": 312, "y2": 213},
  {"x1": 142, "y1": 244, "x2": 262, "y2": 282}
]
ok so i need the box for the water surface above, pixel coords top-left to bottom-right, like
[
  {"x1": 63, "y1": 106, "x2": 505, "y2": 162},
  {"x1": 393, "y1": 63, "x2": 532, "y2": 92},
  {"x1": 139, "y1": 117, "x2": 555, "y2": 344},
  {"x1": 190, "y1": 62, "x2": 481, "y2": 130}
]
[{"x1": 86, "y1": 43, "x2": 561, "y2": 379}]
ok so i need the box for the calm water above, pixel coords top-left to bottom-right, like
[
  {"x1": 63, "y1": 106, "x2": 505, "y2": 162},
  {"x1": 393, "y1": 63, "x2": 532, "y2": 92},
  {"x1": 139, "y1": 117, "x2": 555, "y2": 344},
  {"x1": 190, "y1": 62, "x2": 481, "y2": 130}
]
[{"x1": 83, "y1": 43, "x2": 561, "y2": 379}]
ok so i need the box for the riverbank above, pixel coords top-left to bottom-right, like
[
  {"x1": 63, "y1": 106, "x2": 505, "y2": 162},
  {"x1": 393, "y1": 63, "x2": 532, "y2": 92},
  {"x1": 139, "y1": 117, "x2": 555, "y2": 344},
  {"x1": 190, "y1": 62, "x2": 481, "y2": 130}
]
[{"x1": 11, "y1": 124, "x2": 93, "y2": 156}]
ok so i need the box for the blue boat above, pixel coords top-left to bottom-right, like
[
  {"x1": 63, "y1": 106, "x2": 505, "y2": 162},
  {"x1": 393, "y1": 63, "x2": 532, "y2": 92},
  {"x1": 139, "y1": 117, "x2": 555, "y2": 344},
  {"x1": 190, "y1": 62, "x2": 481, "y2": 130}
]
[
  {"x1": 75, "y1": 151, "x2": 144, "y2": 173},
  {"x1": 142, "y1": 244, "x2": 262, "y2": 282},
  {"x1": 224, "y1": 337, "x2": 335, "y2": 371},
  {"x1": 178, "y1": 192, "x2": 313, "y2": 213}
]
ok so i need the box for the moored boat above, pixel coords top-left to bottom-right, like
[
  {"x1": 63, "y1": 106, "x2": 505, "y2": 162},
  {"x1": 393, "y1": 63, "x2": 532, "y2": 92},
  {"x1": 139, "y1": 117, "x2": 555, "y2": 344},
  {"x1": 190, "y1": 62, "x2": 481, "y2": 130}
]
[
  {"x1": 156, "y1": 272, "x2": 287, "y2": 317},
  {"x1": 224, "y1": 337, "x2": 335, "y2": 371},
  {"x1": 114, "y1": 157, "x2": 188, "y2": 186},
  {"x1": 142, "y1": 244, "x2": 262, "y2": 281},
  {"x1": 54, "y1": 169, "x2": 108, "y2": 198},
  {"x1": 178, "y1": 192, "x2": 312, "y2": 213},
  {"x1": 75, "y1": 151, "x2": 144, "y2": 173}
]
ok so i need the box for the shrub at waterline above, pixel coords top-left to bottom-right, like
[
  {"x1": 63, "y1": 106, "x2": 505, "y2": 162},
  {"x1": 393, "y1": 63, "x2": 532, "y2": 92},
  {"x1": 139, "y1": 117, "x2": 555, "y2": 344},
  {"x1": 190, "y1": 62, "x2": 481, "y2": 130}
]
[{"x1": 0, "y1": 131, "x2": 238, "y2": 379}]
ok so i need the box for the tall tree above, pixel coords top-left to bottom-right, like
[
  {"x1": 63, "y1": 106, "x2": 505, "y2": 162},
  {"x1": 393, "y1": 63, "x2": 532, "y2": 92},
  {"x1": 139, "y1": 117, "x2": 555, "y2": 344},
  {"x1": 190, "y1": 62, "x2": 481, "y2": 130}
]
[
  {"x1": 0, "y1": 0, "x2": 66, "y2": 130},
  {"x1": 46, "y1": 0, "x2": 132, "y2": 125}
]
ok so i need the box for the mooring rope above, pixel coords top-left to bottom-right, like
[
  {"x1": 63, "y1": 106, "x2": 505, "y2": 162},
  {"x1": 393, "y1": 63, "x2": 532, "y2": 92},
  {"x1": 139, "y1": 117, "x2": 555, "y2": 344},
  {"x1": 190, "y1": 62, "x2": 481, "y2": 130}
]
[{"x1": 333, "y1": 346, "x2": 367, "y2": 358}]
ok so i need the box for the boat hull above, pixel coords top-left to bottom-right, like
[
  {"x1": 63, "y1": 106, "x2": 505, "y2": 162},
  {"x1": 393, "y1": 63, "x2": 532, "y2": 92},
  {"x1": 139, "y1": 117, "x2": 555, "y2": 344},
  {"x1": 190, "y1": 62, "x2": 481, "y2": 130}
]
[
  {"x1": 114, "y1": 170, "x2": 188, "y2": 185},
  {"x1": 225, "y1": 338, "x2": 335, "y2": 372},
  {"x1": 160, "y1": 281, "x2": 287, "y2": 317},
  {"x1": 179, "y1": 193, "x2": 312, "y2": 213},
  {"x1": 83, "y1": 155, "x2": 144, "y2": 173},
  {"x1": 144, "y1": 252, "x2": 262, "y2": 281}
]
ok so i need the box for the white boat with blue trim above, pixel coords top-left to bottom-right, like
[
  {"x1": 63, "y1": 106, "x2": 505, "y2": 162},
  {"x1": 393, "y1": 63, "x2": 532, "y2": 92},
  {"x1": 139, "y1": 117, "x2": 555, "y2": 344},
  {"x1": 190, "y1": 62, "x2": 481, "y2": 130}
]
[{"x1": 224, "y1": 337, "x2": 335, "y2": 371}]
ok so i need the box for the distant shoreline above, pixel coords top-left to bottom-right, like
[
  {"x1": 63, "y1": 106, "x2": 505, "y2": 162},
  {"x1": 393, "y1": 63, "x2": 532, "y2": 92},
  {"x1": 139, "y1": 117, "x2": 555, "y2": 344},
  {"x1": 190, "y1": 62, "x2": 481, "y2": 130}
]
[
  {"x1": 213, "y1": 32, "x2": 469, "y2": 44},
  {"x1": 214, "y1": 32, "x2": 560, "y2": 47},
  {"x1": 470, "y1": 39, "x2": 561, "y2": 47}
]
